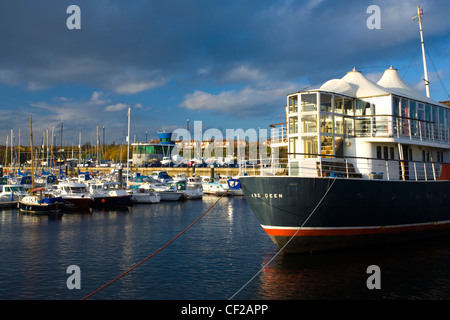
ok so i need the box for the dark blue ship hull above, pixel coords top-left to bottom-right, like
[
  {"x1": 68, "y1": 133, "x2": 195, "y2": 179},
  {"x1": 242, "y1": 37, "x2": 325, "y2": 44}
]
[{"x1": 240, "y1": 176, "x2": 450, "y2": 253}]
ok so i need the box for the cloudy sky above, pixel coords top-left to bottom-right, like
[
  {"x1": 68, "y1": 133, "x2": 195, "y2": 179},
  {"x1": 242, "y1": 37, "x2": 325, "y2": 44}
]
[{"x1": 1, "y1": 0, "x2": 449, "y2": 146}]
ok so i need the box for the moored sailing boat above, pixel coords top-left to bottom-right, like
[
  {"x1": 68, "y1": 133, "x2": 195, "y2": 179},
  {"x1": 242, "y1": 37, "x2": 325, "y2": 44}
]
[{"x1": 19, "y1": 116, "x2": 63, "y2": 215}]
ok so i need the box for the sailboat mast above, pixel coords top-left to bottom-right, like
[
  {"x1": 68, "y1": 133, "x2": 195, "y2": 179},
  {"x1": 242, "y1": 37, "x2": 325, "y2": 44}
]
[
  {"x1": 11, "y1": 129, "x2": 13, "y2": 167},
  {"x1": 413, "y1": 6, "x2": 430, "y2": 98},
  {"x1": 18, "y1": 129, "x2": 20, "y2": 169},
  {"x1": 126, "y1": 107, "x2": 130, "y2": 187},
  {"x1": 30, "y1": 115, "x2": 34, "y2": 190},
  {"x1": 79, "y1": 131, "x2": 81, "y2": 165}
]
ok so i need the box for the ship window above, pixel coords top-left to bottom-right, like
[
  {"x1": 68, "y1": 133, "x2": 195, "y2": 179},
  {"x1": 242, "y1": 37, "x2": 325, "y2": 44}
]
[
  {"x1": 289, "y1": 116, "x2": 298, "y2": 134},
  {"x1": 422, "y1": 150, "x2": 426, "y2": 162},
  {"x1": 383, "y1": 146, "x2": 388, "y2": 160},
  {"x1": 288, "y1": 95, "x2": 298, "y2": 113},
  {"x1": 302, "y1": 136, "x2": 317, "y2": 158},
  {"x1": 376, "y1": 146, "x2": 382, "y2": 159},
  {"x1": 439, "y1": 108, "x2": 445, "y2": 140},
  {"x1": 301, "y1": 93, "x2": 317, "y2": 112},
  {"x1": 334, "y1": 116, "x2": 343, "y2": 134},
  {"x1": 320, "y1": 114, "x2": 333, "y2": 133},
  {"x1": 344, "y1": 98, "x2": 353, "y2": 115},
  {"x1": 355, "y1": 100, "x2": 369, "y2": 116},
  {"x1": 289, "y1": 137, "x2": 298, "y2": 158},
  {"x1": 393, "y1": 97, "x2": 400, "y2": 116},
  {"x1": 390, "y1": 147, "x2": 395, "y2": 160},
  {"x1": 344, "y1": 117, "x2": 354, "y2": 136},
  {"x1": 320, "y1": 94, "x2": 332, "y2": 113},
  {"x1": 302, "y1": 114, "x2": 317, "y2": 133},
  {"x1": 334, "y1": 96, "x2": 343, "y2": 114}
]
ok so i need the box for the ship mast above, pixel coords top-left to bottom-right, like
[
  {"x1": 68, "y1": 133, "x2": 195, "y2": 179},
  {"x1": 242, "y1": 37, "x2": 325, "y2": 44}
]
[{"x1": 413, "y1": 6, "x2": 430, "y2": 98}]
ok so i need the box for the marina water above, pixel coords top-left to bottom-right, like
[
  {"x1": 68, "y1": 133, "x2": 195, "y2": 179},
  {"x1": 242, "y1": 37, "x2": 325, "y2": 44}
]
[{"x1": 2, "y1": 195, "x2": 450, "y2": 300}]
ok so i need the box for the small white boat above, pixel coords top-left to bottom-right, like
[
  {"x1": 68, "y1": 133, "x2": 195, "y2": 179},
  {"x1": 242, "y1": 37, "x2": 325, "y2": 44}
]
[
  {"x1": 172, "y1": 174, "x2": 203, "y2": 199},
  {"x1": 0, "y1": 183, "x2": 27, "y2": 208},
  {"x1": 220, "y1": 178, "x2": 244, "y2": 196},
  {"x1": 128, "y1": 185, "x2": 161, "y2": 204}
]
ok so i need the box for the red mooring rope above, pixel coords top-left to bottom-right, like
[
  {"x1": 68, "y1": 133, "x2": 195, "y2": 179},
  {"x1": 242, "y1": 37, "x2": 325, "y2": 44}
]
[{"x1": 82, "y1": 187, "x2": 231, "y2": 300}]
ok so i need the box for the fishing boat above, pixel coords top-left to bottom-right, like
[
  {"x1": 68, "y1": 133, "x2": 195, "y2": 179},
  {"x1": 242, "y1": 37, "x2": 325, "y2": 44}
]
[
  {"x1": 54, "y1": 180, "x2": 93, "y2": 211},
  {"x1": 127, "y1": 184, "x2": 161, "y2": 204},
  {"x1": 172, "y1": 173, "x2": 203, "y2": 199},
  {"x1": 151, "y1": 182, "x2": 184, "y2": 201},
  {"x1": 0, "y1": 178, "x2": 28, "y2": 208},
  {"x1": 202, "y1": 177, "x2": 228, "y2": 196},
  {"x1": 87, "y1": 180, "x2": 132, "y2": 208},
  {"x1": 240, "y1": 7, "x2": 450, "y2": 253},
  {"x1": 19, "y1": 116, "x2": 64, "y2": 215}
]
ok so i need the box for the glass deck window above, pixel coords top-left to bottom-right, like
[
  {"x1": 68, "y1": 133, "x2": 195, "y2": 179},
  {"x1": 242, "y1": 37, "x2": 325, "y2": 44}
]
[
  {"x1": 320, "y1": 94, "x2": 332, "y2": 113},
  {"x1": 301, "y1": 93, "x2": 317, "y2": 112}
]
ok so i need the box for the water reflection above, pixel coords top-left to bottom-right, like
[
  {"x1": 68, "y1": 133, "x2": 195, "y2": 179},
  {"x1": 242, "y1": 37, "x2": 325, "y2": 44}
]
[
  {"x1": 4, "y1": 200, "x2": 450, "y2": 300},
  {"x1": 253, "y1": 236, "x2": 450, "y2": 300}
]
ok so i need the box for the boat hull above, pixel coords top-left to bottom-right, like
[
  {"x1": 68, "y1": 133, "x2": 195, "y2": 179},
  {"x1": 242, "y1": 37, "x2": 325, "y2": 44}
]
[
  {"x1": 18, "y1": 201, "x2": 62, "y2": 215},
  {"x1": 62, "y1": 197, "x2": 93, "y2": 211},
  {"x1": 240, "y1": 176, "x2": 450, "y2": 253},
  {"x1": 92, "y1": 195, "x2": 132, "y2": 209},
  {"x1": 159, "y1": 192, "x2": 183, "y2": 201},
  {"x1": 131, "y1": 194, "x2": 161, "y2": 204}
]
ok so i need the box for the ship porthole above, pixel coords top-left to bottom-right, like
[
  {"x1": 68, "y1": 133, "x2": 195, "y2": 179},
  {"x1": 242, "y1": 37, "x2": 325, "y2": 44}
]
[
  {"x1": 390, "y1": 193, "x2": 396, "y2": 200},
  {"x1": 356, "y1": 192, "x2": 363, "y2": 199}
]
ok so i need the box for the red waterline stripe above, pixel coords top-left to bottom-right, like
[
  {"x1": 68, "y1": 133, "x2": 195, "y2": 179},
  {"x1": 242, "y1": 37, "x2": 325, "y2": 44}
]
[{"x1": 262, "y1": 221, "x2": 450, "y2": 237}]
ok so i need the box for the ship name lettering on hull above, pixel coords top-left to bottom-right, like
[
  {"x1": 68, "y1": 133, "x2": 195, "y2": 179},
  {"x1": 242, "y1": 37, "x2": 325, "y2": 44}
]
[{"x1": 251, "y1": 193, "x2": 283, "y2": 199}]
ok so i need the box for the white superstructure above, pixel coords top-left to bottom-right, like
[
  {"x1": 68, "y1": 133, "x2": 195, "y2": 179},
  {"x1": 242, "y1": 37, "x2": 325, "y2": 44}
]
[{"x1": 286, "y1": 66, "x2": 450, "y2": 180}]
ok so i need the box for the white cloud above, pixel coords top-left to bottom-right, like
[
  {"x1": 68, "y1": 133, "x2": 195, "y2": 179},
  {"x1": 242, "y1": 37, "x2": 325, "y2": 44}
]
[
  {"x1": 180, "y1": 82, "x2": 298, "y2": 116},
  {"x1": 115, "y1": 80, "x2": 165, "y2": 94},
  {"x1": 105, "y1": 103, "x2": 130, "y2": 112},
  {"x1": 90, "y1": 91, "x2": 110, "y2": 104},
  {"x1": 222, "y1": 65, "x2": 265, "y2": 83}
]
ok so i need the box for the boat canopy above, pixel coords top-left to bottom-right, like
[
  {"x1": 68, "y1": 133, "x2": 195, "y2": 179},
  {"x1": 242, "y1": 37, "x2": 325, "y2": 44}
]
[
  {"x1": 319, "y1": 66, "x2": 448, "y2": 107},
  {"x1": 377, "y1": 66, "x2": 446, "y2": 106}
]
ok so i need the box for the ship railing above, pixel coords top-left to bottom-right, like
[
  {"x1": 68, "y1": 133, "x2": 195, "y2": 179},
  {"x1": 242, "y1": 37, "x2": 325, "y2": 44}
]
[
  {"x1": 269, "y1": 122, "x2": 288, "y2": 146},
  {"x1": 353, "y1": 115, "x2": 450, "y2": 145},
  {"x1": 240, "y1": 153, "x2": 447, "y2": 181}
]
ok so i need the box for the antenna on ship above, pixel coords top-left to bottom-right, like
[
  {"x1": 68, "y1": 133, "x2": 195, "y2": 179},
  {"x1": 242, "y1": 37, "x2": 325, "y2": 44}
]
[{"x1": 412, "y1": 5, "x2": 430, "y2": 98}]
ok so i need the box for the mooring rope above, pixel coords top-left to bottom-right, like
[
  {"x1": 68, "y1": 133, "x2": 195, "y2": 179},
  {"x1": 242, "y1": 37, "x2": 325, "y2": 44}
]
[
  {"x1": 228, "y1": 178, "x2": 337, "y2": 300},
  {"x1": 82, "y1": 186, "x2": 232, "y2": 300}
]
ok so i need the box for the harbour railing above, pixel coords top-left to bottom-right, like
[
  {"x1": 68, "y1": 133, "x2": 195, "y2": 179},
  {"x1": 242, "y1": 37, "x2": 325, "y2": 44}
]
[{"x1": 239, "y1": 153, "x2": 449, "y2": 181}]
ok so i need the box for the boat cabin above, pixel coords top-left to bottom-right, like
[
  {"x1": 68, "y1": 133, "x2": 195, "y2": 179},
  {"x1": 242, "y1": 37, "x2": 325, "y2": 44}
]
[{"x1": 285, "y1": 66, "x2": 450, "y2": 180}]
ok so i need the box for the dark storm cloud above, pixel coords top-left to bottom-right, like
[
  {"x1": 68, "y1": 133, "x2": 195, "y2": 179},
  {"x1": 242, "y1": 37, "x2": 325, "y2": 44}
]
[
  {"x1": 0, "y1": 0, "x2": 449, "y2": 144},
  {"x1": 1, "y1": 0, "x2": 448, "y2": 91}
]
